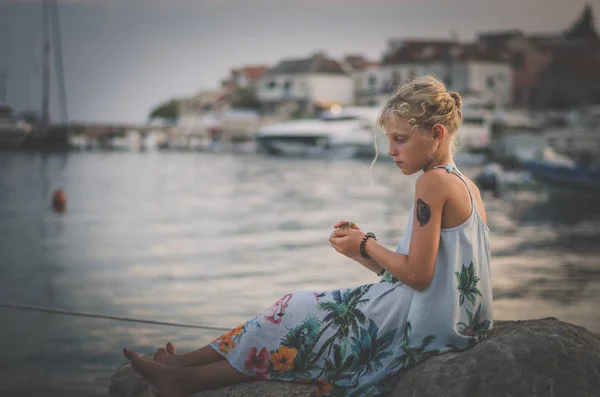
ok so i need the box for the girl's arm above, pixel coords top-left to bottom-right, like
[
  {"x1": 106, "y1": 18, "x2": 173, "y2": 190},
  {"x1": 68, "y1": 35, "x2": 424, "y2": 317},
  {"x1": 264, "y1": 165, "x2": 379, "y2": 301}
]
[
  {"x1": 364, "y1": 171, "x2": 447, "y2": 290},
  {"x1": 331, "y1": 220, "x2": 385, "y2": 275},
  {"x1": 350, "y1": 255, "x2": 385, "y2": 276}
]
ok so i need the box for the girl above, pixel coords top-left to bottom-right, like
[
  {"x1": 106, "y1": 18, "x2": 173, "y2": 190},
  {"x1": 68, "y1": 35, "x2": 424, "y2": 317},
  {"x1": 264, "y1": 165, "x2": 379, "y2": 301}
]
[{"x1": 122, "y1": 75, "x2": 493, "y2": 397}]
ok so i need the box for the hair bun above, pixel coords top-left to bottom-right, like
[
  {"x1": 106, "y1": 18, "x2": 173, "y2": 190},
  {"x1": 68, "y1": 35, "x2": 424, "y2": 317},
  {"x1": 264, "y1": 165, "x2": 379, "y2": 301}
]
[{"x1": 449, "y1": 91, "x2": 462, "y2": 110}]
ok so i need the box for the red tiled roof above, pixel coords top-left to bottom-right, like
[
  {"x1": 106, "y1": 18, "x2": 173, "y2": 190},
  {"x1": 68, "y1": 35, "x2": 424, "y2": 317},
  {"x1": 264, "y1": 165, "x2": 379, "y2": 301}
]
[
  {"x1": 231, "y1": 65, "x2": 269, "y2": 82},
  {"x1": 382, "y1": 41, "x2": 507, "y2": 64},
  {"x1": 243, "y1": 66, "x2": 269, "y2": 81}
]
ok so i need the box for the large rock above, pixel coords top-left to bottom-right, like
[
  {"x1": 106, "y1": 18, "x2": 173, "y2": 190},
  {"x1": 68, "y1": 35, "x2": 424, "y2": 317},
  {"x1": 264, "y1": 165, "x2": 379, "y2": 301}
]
[
  {"x1": 109, "y1": 318, "x2": 600, "y2": 397},
  {"x1": 391, "y1": 317, "x2": 600, "y2": 397}
]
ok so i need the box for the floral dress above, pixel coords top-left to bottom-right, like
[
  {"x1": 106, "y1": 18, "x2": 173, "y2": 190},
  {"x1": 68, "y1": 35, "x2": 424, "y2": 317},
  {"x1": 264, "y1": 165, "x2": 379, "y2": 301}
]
[{"x1": 209, "y1": 164, "x2": 493, "y2": 396}]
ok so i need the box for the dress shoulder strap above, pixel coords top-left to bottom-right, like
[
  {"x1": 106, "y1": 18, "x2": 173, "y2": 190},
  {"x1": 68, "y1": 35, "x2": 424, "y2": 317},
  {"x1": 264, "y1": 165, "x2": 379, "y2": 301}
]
[{"x1": 433, "y1": 163, "x2": 474, "y2": 206}]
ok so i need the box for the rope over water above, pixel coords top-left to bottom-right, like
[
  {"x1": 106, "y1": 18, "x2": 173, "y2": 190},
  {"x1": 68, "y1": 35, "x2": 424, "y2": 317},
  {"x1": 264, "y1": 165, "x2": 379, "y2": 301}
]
[{"x1": 0, "y1": 303, "x2": 231, "y2": 332}]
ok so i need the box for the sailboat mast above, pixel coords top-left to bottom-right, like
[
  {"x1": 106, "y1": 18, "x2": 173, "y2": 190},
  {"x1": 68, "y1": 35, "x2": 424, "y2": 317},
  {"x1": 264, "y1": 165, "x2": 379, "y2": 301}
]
[
  {"x1": 41, "y1": 0, "x2": 51, "y2": 135},
  {"x1": 50, "y1": 0, "x2": 68, "y2": 124}
]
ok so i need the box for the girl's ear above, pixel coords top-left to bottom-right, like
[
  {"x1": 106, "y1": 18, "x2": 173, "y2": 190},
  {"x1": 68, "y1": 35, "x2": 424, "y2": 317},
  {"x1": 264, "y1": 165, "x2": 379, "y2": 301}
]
[{"x1": 432, "y1": 124, "x2": 447, "y2": 144}]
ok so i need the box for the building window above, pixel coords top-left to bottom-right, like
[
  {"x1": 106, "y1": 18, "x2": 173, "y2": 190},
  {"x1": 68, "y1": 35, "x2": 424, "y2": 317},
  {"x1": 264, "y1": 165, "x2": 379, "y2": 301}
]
[
  {"x1": 487, "y1": 76, "x2": 495, "y2": 89},
  {"x1": 368, "y1": 74, "x2": 377, "y2": 88},
  {"x1": 266, "y1": 81, "x2": 277, "y2": 89},
  {"x1": 283, "y1": 81, "x2": 292, "y2": 98}
]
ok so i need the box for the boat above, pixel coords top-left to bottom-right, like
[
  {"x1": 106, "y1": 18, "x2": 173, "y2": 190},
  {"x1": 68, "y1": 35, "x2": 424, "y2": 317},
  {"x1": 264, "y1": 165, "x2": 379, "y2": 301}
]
[
  {"x1": 489, "y1": 110, "x2": 544, "y2": 164},
  {"x1": 475, "y1": 162, "x2": 535, "y2": 197},
  {"x1": 539, "y1": 105, "x2": 600, "y2": 164},
  {"x1": 522, "y1": 147, "x2": 600, "y2": 195},
  {"x1": 0, "y1": 104, "x2": 32, "y2": 150},
  {"x1": 453, "y1": 96, "x2": 544, "y2": 164},
  {"x1": 109, "y1": 129, "x2": 141, "y2": 151},
  {"x1": 255, "y1": 106, "x2": 383, "y2": 158},
  {"x1": 456, "y1": 108, "x2": 494, "y2": 152},
  {"x1": 523, "y1": 160, "x2": 600, "y2": 195},
  {"x1": 516, "y1": 106, "x2": 600, "y2": 195}
]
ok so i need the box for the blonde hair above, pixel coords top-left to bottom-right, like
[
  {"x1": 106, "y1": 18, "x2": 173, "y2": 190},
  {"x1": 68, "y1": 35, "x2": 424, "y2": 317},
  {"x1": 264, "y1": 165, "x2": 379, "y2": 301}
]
[
  {"x1": 369, "y1": 75, "x2": 463, "y2": 181},
  {"x1": 381, "y1": 74, "x2": 462, "y2": 144}
]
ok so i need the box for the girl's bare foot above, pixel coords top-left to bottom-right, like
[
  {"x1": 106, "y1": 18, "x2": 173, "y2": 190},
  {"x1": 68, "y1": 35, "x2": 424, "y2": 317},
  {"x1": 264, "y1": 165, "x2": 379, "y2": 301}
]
[
  {"x1": 154, "y1": 342, "x2": 186, "y2": 367},
  {"x1": 124, "y1": 348, "x2": 193, "y2": 397}
]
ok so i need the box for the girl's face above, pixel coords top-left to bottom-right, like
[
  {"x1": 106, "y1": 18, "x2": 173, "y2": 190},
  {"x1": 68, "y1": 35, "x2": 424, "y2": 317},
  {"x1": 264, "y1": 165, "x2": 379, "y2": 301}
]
[{"x1": 384, "y1": 116, "x2": 436, "y2": 175}]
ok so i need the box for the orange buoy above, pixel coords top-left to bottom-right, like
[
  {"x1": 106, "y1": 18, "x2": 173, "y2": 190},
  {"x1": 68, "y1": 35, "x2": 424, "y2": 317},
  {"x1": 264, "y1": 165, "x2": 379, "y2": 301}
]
[{"x1": 52, "y1": 189, "x2": 67, "y2": 212}]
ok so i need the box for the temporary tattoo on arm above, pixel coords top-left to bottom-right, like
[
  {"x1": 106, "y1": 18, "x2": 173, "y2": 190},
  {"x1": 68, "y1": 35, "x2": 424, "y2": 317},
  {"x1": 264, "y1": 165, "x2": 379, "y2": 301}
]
[{"x1": 416, "y1": 198, "x2": 431, "y2": 226}]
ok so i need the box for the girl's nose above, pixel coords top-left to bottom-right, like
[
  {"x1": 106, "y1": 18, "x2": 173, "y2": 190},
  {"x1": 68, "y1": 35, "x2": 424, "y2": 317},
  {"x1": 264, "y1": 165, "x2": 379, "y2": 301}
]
[{"x1": 388, "y1": 143, "x2": 397, "y2": 157}]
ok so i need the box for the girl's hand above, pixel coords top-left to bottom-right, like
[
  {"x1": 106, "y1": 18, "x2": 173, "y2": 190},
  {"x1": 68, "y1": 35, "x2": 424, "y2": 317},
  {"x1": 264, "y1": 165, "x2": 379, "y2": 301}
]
[
  {"x1": 333, "y1": 220, "x2": 361, "y2": 231},
  {"x1": 329, "y1": 227, "x2": 365, "y2": 259}
]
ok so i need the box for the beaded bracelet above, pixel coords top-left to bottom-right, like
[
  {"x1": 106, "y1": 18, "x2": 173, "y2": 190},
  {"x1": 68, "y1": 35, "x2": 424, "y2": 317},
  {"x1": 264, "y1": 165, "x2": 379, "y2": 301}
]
[{"x1": 360, "y1": 232, "x2": 377, "y2": 260}]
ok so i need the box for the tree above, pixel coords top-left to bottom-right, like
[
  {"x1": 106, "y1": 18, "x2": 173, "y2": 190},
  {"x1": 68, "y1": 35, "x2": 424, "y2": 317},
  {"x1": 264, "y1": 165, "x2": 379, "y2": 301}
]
[
  {"x1": 565, "y1": 4, "x2": 599, "y2": 40},
  {"x1": 149, "y1": 99, "x2": 179, "y2": 122}
]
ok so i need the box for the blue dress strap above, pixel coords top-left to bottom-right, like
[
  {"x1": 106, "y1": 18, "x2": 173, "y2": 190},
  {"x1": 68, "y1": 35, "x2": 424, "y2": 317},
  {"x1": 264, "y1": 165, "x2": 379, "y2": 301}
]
[{"x1": 433, "y1": 163, "x2": 474, "y2": 206}]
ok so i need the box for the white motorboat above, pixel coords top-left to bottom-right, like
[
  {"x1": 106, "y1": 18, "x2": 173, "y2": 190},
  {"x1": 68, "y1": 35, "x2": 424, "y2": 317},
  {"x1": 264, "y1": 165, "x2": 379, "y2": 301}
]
[{"x1": 255, "y1": 107, "x2": 383, "y2": 158}]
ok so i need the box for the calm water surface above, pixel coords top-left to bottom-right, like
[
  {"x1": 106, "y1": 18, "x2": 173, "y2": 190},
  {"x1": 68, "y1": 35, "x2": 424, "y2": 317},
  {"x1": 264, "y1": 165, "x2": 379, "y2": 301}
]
[{"x1": 1, "y1": 151, "x2": 599, "y2": 396}]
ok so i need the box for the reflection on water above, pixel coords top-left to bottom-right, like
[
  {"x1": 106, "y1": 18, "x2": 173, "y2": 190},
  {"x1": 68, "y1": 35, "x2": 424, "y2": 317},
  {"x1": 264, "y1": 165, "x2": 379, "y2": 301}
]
[{"x1": 0, "y1": 152, "x2": 599, "y2": 396}]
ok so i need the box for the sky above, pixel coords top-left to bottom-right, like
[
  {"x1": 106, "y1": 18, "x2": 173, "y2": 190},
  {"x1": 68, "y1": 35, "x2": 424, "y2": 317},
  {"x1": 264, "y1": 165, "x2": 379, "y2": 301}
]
[{"x1": 1, "y1": 0, "x2": 599, "y2": 124}]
